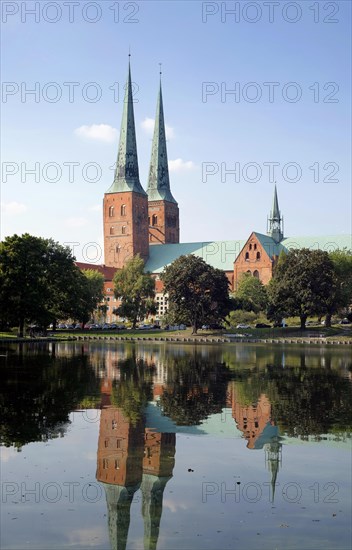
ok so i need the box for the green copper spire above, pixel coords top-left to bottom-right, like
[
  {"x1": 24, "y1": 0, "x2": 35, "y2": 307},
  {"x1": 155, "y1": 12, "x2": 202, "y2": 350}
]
[
  {"x1": 147, "y1": 78, "x2": 177, "y2": 204},
  {"x1": 106, "y1": 61, "x2": 146, "y2": 195},
  {"x1": 267, "y1": 185, "x2": 284, "y2": 243}
]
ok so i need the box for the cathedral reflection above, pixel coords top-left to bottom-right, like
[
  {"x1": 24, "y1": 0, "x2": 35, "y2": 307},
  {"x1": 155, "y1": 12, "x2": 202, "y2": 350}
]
[
  {"x1": 95, "y1": 348, "x2": 285, "y2": 549},
  {"x1": 96, "y1": 366, "x2": 175, "y2": 550}
]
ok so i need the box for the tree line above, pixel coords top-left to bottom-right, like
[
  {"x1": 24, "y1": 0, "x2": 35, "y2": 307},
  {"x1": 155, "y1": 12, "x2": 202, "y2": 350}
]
[
  {"x1": 1, "y1": 233, "x2": 351, "y2": 335},
  {"x1": 0, "y1": 234, "x2": 104, "y2": 336}
]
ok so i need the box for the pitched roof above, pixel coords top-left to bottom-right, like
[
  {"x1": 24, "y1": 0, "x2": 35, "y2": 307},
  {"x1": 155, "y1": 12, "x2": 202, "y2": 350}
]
[
  {"x1": 75, "y1": 262, "x2": 117, "y2": 281},
  {"x1": 281, "y1": 234, "x2": 352, "y2": 252},
  {"x1": 144, "y1": 234, "x2": 351, "y2": 274},
  {"x1": 144, "y1": 240, "x2": 245, "y2": 273}
]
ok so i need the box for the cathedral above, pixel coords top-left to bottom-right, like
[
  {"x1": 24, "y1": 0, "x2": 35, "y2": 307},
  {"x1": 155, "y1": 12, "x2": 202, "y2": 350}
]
[{"x1": 77, "y1": 61, "x2": 350, "y2": 323}]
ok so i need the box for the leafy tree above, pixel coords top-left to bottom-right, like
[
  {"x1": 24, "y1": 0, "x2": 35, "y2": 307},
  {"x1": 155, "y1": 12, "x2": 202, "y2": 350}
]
[
  {"x1": 43, "y1": 239, "x2": 86, "y2": 329},
  {"x1": 76, "y1": 269, "x2": 105, "y2": 327},
  {"x1": 0, "y1": 234, "x2": 49, "y2": 335},
  {"x1": 267, "y1": 248, "x2": 336, "y2": 329},
  {"x1": 161, "y1": 255, "x2": 231, "y2": 334},
  {"x1": 113, "y1": 255, "x2": 156, "y2": 328},
  {"x1": 235, "y1": 272, "x2": 268, "y2": 313},
  {"x1": 0, "y1": 234, "x2": 105, "y2": 334},
  {"x1": 325, "y1": 249, "x2": 352, "y2": 327}
]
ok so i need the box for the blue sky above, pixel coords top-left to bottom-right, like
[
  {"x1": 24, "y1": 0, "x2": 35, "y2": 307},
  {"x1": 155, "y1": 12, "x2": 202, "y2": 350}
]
[{"x1": 1, "y1": 0, "x2": 351, "y2": 262}]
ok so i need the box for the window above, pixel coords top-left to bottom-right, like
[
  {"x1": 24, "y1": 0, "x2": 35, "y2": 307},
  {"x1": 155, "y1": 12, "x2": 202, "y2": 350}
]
[
  {"x1": 103, "y1": 459, "x2": 109, "y2": 469},
  {"x1": 114, "y1": 459, "x2": 120, "y2": 470},
  {"x1": 249, "y1": 244, "x2": 252, "y2": 250},
  {"x1": 152, "y1": 215, "x2": 158, "y2": 226},
  {"x1": 254, "y1": 244, "x2": 257, "y2": 250},
  {"x1": 109, "y1": 206, "x2": 114, "y2": 217},
  {"x1": 256, "y1": 252, "x2": 261, "y2": 260},
  {"x1": 246, "y1": 270, "x2": 251, "y2": 275},
  {"x1": 148, "y1": 216, "x2": 151, "y2": 226},
  {"x1": 121, "y1": 226, "x2": 126, "y2": 235},
  {"x1": 253, "y1": 270, "x2": 259, "y2": 279},
  {"x1": 245, "y1": 252, "x2": 249, "y2": 260},
  {"x1": 116, "y1": 245, "x2": 120, "y2": 253},
  {"x1": 121, "y1": 204, "x2": 126, "y2": 216},
  {"x1": 110, "y1": 227, "x2": 114, "y2": 235}
]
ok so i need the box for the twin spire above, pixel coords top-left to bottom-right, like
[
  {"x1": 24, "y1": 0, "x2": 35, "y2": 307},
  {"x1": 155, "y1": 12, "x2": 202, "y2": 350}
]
[{"x1": 107, "y1": 60, "x2": 176, "y2": 204}]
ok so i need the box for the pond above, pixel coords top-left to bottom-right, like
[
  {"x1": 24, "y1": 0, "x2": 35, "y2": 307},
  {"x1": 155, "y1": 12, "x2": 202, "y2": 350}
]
[{"x1": 0, "y1": 342, "x2": 351, "y2": 550}]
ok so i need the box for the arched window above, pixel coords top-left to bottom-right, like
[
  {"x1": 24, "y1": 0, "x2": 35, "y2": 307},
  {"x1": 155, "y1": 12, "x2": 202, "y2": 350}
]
[
  {"x1": 121, "y1": 226, "x2": 126, "y2": 235},
  {"x1": 148, "y1": 216, "x2": 151, "y2": 226},
  {"x1": 245, "y1": 252, "x2": 249, "y2": 260},
  {"x1": 253, "y1": 270, "x2": 259, "y2": 279},
  {"x1": 121, "y1": 204, "x2": 126, "y2": 216},
  {"x1": 256, "y1": 252, "x2": 261, "y2": 260},
  {"x1": 115, "y1": 245, "x2": 120, "y2": 253},
  {"x1": 254, "y1": 244, "x2": 257, "y2": 250},
  {"x1": 110, "y1": 227, "x2": 114, "y2": 235},
  {"x1": 109, "y1": 206, "x2": 114, "y2": 217},
  {"x1": 152, "y1": 215, "x2": 158, "y2": 226},
  {"x1": 249, "y1": 244, "x2": 252, "y2": 250},
  {"x1": 246, "y1": 270, "x2": 251, "y2": 275}
]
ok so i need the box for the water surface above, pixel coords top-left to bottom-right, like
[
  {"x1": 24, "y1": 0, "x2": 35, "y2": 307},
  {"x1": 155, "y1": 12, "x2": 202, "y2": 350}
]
[{"x1": 1, "y1": 342, "x2": 351, "y2": 549}]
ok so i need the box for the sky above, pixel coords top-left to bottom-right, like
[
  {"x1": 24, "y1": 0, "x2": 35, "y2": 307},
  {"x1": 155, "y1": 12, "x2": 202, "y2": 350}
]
[{"x1": 1, "y1": 0, "x2": 351, "y2": 263}]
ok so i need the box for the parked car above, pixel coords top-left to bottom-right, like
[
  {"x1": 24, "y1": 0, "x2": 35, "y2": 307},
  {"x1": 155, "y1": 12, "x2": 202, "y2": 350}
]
[
  {"x1": 255, "y1": 323, "x2": 272, "y2": 329},
  {"x1": 340, "y1": 318, "x2": 351, "y2": 324},
  {"x1": 236, "y1": 324, "x2": 250, "y2": 329}
]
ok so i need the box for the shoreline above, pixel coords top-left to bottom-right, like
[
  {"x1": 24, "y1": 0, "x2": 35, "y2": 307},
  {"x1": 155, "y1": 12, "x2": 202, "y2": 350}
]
[{"x1": 0, "y1": 335, "x2": 351, "y2": 346}]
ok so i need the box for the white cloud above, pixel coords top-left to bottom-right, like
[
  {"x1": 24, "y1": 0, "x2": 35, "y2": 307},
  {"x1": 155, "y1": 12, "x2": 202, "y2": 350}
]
[
  {"x1": 168, "y1": 158, "x2": 196, "y2": 172},
  {"x1": 74, "y1": 124, "x2": 117, "y2": 143},
  {"x1": 1, "y1": 201, "x2": 28, "y2": 215},
  {"x1": 64, "y1": 217, "x2": 87, "y2": 228},
  {"x1": 141, "y1": 117, "x2": 174, "y2": 140}
]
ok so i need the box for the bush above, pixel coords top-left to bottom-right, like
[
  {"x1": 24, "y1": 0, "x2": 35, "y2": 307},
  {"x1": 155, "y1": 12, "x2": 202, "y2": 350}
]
[{"x1": 225, "y1": 310, "x2": 257, "y2": 327}]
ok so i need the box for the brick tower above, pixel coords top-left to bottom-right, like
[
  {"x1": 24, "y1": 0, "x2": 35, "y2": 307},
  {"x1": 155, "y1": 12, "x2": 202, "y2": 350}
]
[
  {"x1": 147, "y1": 77, "x2": 179, "y2": 245},
  {"x1": 103, "y1": 61, "x2": 149, "y2": 268}
]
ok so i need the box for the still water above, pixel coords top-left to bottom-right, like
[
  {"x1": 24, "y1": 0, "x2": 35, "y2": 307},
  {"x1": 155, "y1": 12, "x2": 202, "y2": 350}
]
[{"x1": 0, "y1": 342, "x2": 351, "y2": 550}]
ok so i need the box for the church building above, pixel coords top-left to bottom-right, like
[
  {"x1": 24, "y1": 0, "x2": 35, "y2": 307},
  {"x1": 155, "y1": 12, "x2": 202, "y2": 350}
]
[{"x1": 81, "y1": 61, "x2": 350, "y2": 322}]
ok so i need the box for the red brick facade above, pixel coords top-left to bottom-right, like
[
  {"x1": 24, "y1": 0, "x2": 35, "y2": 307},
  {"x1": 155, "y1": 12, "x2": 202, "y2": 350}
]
[
  {"x1": 103, "y1": 192, "x2": 149, "y2": 269},
  {"x1": 148, "y1": 201, "x2": 179, "y2": 244},
  {"x1": 233, "y1": 232, "x2": 278, "y2": 291}
]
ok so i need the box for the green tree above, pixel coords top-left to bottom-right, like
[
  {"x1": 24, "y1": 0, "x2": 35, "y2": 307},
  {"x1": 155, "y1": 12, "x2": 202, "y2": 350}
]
[
  {"x1": 161, "y1": 255, "x2": 231, "y2": 334},
  {"x1": 267, "y1": 248, "x2": 336, "y2": 330},
  {"x1": 0, "y1": 234, "x2": 48, "y2": 335},
  {"x1": 76, "y1": 269, "x2": 105, "y2": 327},
  {"x1": 44, "y1": 239, "x2": 86, "y2": 329},
  {"x1": 113, "y1": 255, "x2": 156, "y2": 328},
  {"x1": 325, "y1": 249, "x2": 352, "y2": 327},
  {"x1": 235, "y1": 272, "x2": 268, "y2": 313}
]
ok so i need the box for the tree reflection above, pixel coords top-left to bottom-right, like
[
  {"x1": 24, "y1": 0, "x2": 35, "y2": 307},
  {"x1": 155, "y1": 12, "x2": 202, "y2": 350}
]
[
  {"x1": 111, "y1": 352, "x2": 155, "y2": 426},
  {"x1": 0, "y1": 345, "x2": 101, "y2": 448},
  {"x1": 230, "y1": 364, "x2": 352, "y2": 439},
  {"x1": 158, "y1": 354, "x2": 230, "y2": 425}
]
